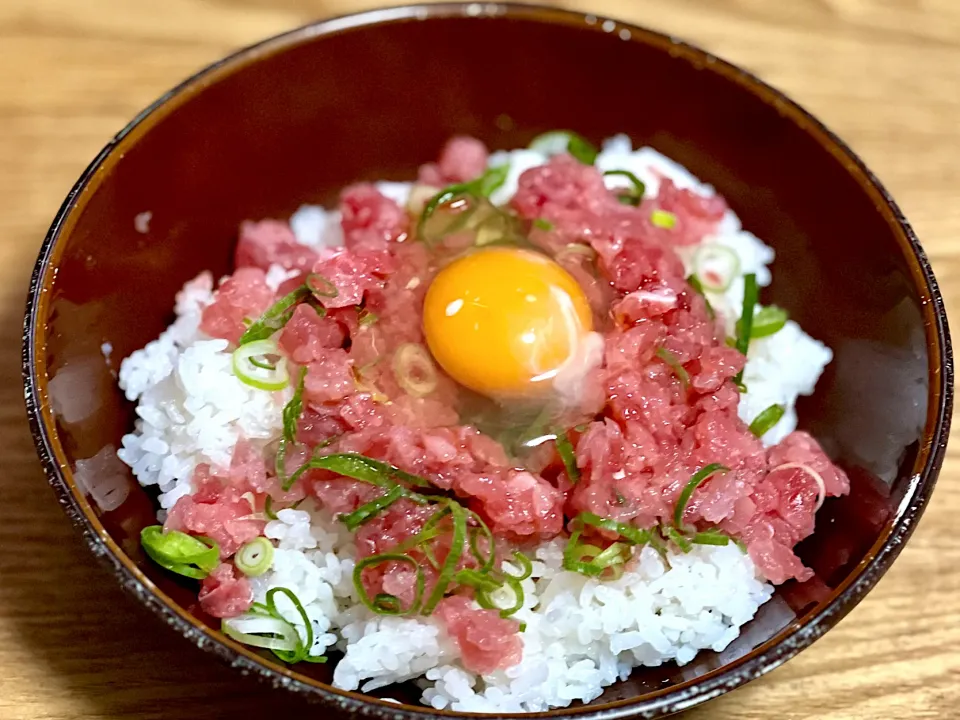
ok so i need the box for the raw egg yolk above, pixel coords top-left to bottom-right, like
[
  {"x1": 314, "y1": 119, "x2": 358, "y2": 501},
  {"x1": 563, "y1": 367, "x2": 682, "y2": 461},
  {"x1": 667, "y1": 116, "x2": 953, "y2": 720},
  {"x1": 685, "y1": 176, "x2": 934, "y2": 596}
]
[{"x1": 423, "y1": 247, "x2": 593, "y2": 398}]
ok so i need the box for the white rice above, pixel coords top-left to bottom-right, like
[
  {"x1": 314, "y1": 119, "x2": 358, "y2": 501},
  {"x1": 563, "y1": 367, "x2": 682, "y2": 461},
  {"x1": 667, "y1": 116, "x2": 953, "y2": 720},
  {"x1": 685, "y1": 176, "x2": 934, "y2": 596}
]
[{"x1": 116, "y1": 137, "x2": 832, "y2": 711}]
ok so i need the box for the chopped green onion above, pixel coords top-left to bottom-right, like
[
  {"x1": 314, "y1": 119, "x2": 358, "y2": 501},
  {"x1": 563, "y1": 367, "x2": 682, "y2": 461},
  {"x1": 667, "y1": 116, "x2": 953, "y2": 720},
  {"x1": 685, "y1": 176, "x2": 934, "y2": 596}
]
[
  {"x1": 239, "y1": 285, "x2": 310, "y2": 346},
  {"x1": 232, "y1": 339, "x2": 290, "y2": 391},
  {"x1": 576, "y1": 512, "x2": 649, "y2": 546},
  {"x1": 647, "y1": 530, "x2": 670, "y2": 564},
  {"x1": 733, "y1": 273, "x2": 759, "y2": 387},
  {"x1": 223, "y1": 613, "x2": 300, "y2": 655},
  {"x1": 417, "y1": 167, "x2": 509, "y2": 244},
  {"x1": 265, "y1": 587, "x2": 321, "y2": 663},
  {"x1": 306, "y1": 273, "x2": 338, "y2": 299},
  {"x1": 655, "y1": 347, "x2": 690, "y2": 388},
  {"x1": 529, "y1": 130, "x2": 599, "y2": 165},
  {"x1": 477, "y1": 576, "x2": 524, "y2": 618},
  {"x1": 419, "y1": 504, "x2": 452, "y2": 570},
  {"x1": 651, "y1": 210, "x2": 677, "y2": 229},
  {"x1": 519, "y1": 622, "x2": 528, "y2": 632},
  {"x1": 275, "y1": 367, "x2": 308, "y2": 488},
  {"x1": 358, "y1": 309, "x2": 379, "y2": 327},
  {"x1": 235, "y1": 537, "x2": 275, "y2": 577},
  {"x1": 749, "y1": 404, "x2": 786, "y2": 438},
  {"x1": 285, "y1": 451, "x2": 430, "y2": 493},
  {"x1": 692, "y1": 244, "x2": 740, "y2": 293},
  {"x1": 140, "y1": 526, "x2": 219, "y2": 580},
  {"x1": 674, "y1": 463, "x2": 729, "y2": 528},
  {"x1": 502, "y1": 551, "x2": 533, "y2": 581},
  {"x1": 663, "y1": 525, "x2": 692, "y2": 553},
  {"x1": 264, "y1": 495, "x2": 279, "y2": 521},
  {"x1": 454, "y1": 568, "x2": 504, "y2": 593},
  {"x1": 392, "y1": 343, "x2": 438, "y2": 397},
  {"x1": 603, "y1": 169, "x2": 646, "y2": 206},
  {"x1": 554, "y1": 429, "x2": 580, "y2": 484},
  {"x1": 421, "y1": 500, "x2": 467, "y2": 614},
  {"x1": 686, "y1": 274, "x2": 716, "y2": 319},
  {"x1": 283, "y1": 367, "x2": 307, "y2": 444},
  {"x1": 691, "y1": 529, "x2": 732, "y2": 546},
  {"x1": 392, "y1": 523, "x2": 444, "y2": 556},
  {"x1": 354, "y1": 553, "x2": 424, "y2": 616},
  {"x1": 562, "y1": 530, "x2": 632, "y2": 577},
  {"x1": 533, "y1": 218, "x2": 554, "y2": 231},
  {"x1": 474, "y1": 165, "x2": 509, "y2": 197},
  {"x1": 737, "y1": 305, "x2": 788, "y2": 340},
  {"x1": 567, "y1": 135, "x2": 599, "y2": 165},
  {"x1": 528, "y1": 130, "x2": 576, "y2": 155},
  {"x1": 316, "y1": 453, "x2": 430, "y2": 489},
  {"x1": 340, "y1": 485, "x2": 410, "y2": 531},
  {"x1": 418, "y1": 185, "x2": 471, "y2": 242},
  {"x1": 249, "y1": 356, "x2": 277, "y2": 371},
  {"x1": 466, "y1": 510, "x2": 496, "y2": 572}
]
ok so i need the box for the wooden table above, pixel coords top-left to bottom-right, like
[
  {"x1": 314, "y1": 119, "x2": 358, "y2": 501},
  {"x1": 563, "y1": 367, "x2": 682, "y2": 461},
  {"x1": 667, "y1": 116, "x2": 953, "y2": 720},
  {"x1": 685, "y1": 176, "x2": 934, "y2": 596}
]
[{"x1": 2, "y1": 1, "x2": 958, "y2": 718}]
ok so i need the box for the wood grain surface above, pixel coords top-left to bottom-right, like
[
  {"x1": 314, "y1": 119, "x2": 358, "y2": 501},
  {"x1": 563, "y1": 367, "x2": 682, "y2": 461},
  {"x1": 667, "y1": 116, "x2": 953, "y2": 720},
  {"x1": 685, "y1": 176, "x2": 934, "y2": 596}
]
[{"x1": 2, "y1": 1, "x2": 958, "y2": 718}]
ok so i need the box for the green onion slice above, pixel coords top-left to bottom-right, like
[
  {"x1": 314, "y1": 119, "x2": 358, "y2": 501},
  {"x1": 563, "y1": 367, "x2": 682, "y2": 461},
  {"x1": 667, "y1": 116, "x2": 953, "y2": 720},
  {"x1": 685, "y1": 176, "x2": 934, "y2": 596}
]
[
  {"x1": 222, "y1": 614, "x2": 300, "y2": 654},
  {"x1": 603, "y1": 169, "x2": 646, "y2": 206},
  {"x1": 691, "y1": 529, "x2": 732, "y2": 546},
  {"x1": 733, "y1": 273, "x2": 759, "y2": 387},
  {"x1": 283, "y1": 367, "x2": 307, "y2": 444},
  {"x1": 693, "y1": 244, "x2": 740, "y2": 293},
  {"x1": 476, "y1": 576, "x2": 524, "y2": 618},
  {"x1": 663, "y1": 525, "x2": 693, "y2": 553},
  {"x1": 651, "y1": 209, "x2": 677, "y2": 229},
  {"x1": 417, "y1": 166, "x2": 509, "y2": 244},
  {"x1": 474, "y1": 165, "x2": 509, "y2": 197},
  {"x1": 232, "y1": 339, "x2": 290, "y2": 391},
  {"x1": 655, "y1": 347, "x2": 691, "y2": 389},
  {"x1": 529, "y1": 130, "x2": 599, "y2": 165},
  {"x1": 466, "y1": 510, "x2": 496, "y2": 573},
  {"x1": 454, "y1": 568, "x2": 504, "y2": 593},
  {"x1": 554, "y1": 429, "x2": 580, "y2": 484},
  {"x1": 224, "y1": 587, "x2": 326, "y2": 664},
  {"x1": 674, "y1": 463, "x2": 729, "y2": 528},
  {"x1": 284, "y1": 451, "x2": 430, "y2": 493},
  {"x1": 686, "y1": 274, "x2": 716, "y2": 319},
  {"x1": 421, "y1": 500, "x2": 467, "y2": 614},
  {"x1": 265, "y1": 587, "x2": 319, "y2": 663},
  {"x1": 737, "y1": 305, "x2": 788, "y2": 340},
  {"x1": 353, "y1": 553, "x2": 424, "y2": 616},
  {"x1": 235, "y1": 537, "x2": 275, "y2": 577},
  {"x1": 392, "y1": 343, "x2": 438, "y2": 398},
  {"x1": 141, "y1": 526, "x2": 219, "y2": 580},
  {"x1": 568, "y1": 135, "x2": 599, "y2": 165},
  {"x1": 306, "y1": 273, "x2": 338, "y2": 299},
  {"x1": 533, "y1": 218, "x2": 554, "y2": 231},
  {"x1": 339, "y1": 485, "x2": 411, "y2": 531},
  {"x1": 563, "y1": 530, "x2": 632, "y2": 577},
  {"x1": 749, "y1": 403, "x2": 786, "y2": 438},
  {"x1": 576, "y1": 512, "x2": 649, "y2": 546},
  {"x1": 502, "y1": 551, "x2": 533, "y2": 581},
  {"x1": 239, "y1": 285, "x2": 310, "y2": 346},
  {"x1": 358, "y1": 309, "x2": 379, "y2": 327}
]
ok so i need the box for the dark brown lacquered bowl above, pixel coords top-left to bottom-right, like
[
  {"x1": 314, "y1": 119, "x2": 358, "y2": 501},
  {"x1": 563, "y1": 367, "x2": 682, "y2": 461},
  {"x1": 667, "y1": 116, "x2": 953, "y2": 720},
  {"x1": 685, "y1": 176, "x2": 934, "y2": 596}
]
[{"x1": 22, "y1": 3, "x2": 952, "y2": 718}]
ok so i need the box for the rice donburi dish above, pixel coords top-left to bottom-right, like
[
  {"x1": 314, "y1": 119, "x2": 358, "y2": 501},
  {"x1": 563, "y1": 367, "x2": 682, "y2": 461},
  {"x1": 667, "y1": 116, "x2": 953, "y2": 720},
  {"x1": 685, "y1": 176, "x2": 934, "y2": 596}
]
[{"x1": 116, "y1": 134, "x2": 848, "y2": 712}]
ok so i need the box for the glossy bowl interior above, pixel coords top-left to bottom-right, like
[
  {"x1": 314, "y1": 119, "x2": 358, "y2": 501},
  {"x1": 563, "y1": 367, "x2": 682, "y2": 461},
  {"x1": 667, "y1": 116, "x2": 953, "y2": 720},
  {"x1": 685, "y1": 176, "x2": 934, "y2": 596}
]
[{"x1": 23, "y1": 4, "x2": 952, "y2": 718}]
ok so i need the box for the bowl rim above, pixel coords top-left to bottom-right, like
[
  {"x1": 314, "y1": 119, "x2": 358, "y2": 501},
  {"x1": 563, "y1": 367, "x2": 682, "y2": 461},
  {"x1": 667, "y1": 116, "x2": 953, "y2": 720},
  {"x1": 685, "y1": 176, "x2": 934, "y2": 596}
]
[{"x1": 22, "y1": 3, "x2": 953, "y2": 718}]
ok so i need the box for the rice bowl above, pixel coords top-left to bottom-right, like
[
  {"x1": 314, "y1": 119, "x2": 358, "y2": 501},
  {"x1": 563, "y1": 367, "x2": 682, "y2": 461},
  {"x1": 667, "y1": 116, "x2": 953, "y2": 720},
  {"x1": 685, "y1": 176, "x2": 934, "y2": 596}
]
[{"x1": 23, "y1": 6, "x2": 950, "y2": 718}]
